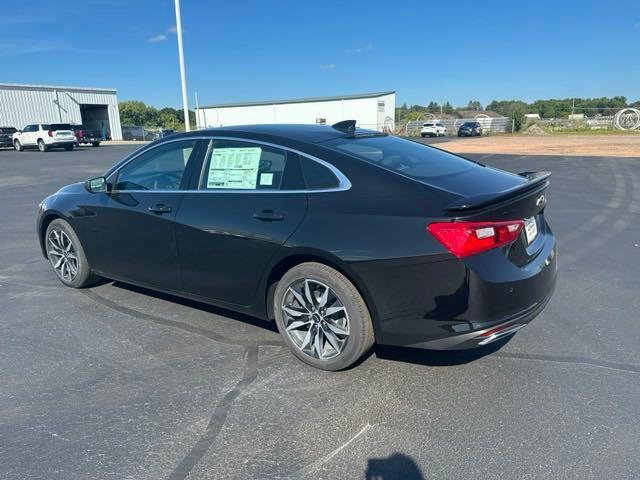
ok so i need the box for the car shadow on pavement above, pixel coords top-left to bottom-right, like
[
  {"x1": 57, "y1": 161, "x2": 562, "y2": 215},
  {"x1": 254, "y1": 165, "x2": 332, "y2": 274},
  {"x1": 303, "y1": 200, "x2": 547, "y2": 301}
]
[
  {"x1": 374, "y1": 336, "x2": 512, "y2": 367},
  {"x1": 366, "y1": 453, "x2": 426, "y2": 479},
  {"x1": 108, "y1": 281, "x2": 279, "y2": 333}
]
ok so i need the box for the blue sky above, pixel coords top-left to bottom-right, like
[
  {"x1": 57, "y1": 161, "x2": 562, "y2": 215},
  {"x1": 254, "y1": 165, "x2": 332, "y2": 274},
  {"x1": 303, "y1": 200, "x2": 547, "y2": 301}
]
[{"x1": 2, "y1": 0, "x2": 639, "y2": 108}]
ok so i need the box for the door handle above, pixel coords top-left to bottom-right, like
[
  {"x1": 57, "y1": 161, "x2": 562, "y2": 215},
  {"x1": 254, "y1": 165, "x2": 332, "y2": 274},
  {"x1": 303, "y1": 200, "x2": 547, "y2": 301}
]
[
  {"x1": 148, "y1": 204, "x2": 172, "y2": 214},
  {"x1": 253, "y1": 210, "x2": 284, "y2": 221}
]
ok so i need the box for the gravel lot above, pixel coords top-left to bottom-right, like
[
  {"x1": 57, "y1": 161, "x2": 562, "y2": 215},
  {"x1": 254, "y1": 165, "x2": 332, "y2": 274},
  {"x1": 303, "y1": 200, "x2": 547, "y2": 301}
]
[
  {"x1": 1, "y1": 144, "x2": 639, "y2": 479},
  {"x1": 417, "y1": 133, "x2": 640, "y2": 157}
]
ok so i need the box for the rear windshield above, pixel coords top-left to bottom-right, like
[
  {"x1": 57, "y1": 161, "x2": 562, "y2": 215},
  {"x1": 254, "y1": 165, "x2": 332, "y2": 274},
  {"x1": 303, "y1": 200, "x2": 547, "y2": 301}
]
[
  {"x1": 462, "y1": 122, "x2": 476, "y2": 127},
  {"x1": 323, "y1": 135, "x2": 477, "y2": 180},
  {"x1": 0, "y1": 127, "x2": 17, "y2": 134},
  {"x1": 423, "y1": 123, "x2": 434, "y2": 127},
  {"x1": 42, "y1": 124, "x2": 72, "y2": 131}
]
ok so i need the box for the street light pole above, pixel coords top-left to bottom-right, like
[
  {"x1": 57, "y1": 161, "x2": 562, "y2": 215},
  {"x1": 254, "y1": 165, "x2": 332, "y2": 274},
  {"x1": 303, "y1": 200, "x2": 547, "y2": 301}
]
[{"x1": 174, "y1": 0, "x2": 190, "y2": 132}]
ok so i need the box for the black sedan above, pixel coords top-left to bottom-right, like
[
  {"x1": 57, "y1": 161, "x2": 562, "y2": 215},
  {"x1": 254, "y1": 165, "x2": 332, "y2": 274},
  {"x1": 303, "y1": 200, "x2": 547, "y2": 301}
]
[
  {"x1": 37, "y1": 121, "x2": 557, "y2": 370},
  {"x1": 0, "y1": 126, "x2": 17, "y2": 148},
  {"x1": 458, "y1": 121, "x2": 482, "y2": 137}
]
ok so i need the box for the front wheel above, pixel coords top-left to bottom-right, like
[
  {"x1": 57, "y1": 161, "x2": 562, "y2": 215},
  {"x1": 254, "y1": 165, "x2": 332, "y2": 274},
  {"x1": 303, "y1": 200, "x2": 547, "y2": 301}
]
[
  {"x1": 45, "y1": 219, "x2": 100, "y2": 288},
  {"x1": 273, "y1": 262, "x2": 374, "y2": 371},
  {"x1": 14, "y1": 140, "x2": 23, "y2": 151}
]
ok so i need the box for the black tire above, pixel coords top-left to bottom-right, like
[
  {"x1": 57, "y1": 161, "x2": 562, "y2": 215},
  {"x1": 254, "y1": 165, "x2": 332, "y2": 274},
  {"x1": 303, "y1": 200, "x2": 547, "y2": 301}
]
[
  {"x1": 38, "y1": 139, "x2": 48, "y2": 152},
  {"x1": 64, "y1": 144, "x2": 74, "y2": 151},
  {"x1": 14, "y1": 140, "x2": 23, "y2": 151},
  {"x1": 92, "y1": 142, "x2": 100, "y2": 147},
  {"x1": 45, "y1": 218, "x2": 100, "y2": 288},
  {"x1": 273, "y1": 262, "x2": 374, "y2": 371},
  {"x1": 421, "y1": 133, "x2": 426, "y2": 138}
]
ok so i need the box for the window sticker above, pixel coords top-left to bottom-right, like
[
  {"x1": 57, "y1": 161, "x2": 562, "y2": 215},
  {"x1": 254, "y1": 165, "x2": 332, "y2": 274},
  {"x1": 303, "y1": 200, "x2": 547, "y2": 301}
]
[
  {"x1": 207, "y1": 147, "x2": 262, "y2": 189},
  {"x1": 259, "y1": 172, "x2": 274, "y2": 186}
]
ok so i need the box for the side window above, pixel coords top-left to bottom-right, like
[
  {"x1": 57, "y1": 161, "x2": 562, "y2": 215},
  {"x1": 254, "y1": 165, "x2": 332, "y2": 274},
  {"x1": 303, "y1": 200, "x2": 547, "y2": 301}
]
[
  {"x1": 115, "y1": 140, "x2": 197, "y2": 191},
  {"x1": 300, "y1": 156, "x2": 340, "y2": 190},
  {"x1": 199, "y1": 140, "x2": 286, "y2": 190}
]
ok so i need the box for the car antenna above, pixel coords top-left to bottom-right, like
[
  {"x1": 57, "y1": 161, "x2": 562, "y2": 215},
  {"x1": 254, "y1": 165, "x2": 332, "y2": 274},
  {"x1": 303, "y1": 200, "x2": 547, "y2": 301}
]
[{"x1": 331, "y1": 120, "x2": 357, "y2": 137}]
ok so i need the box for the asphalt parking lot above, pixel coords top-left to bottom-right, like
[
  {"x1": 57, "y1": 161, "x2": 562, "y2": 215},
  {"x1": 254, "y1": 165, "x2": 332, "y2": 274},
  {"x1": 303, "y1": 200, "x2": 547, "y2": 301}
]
[{"x1": 1, "y1": 144, "x2": 639, "y2": 479}]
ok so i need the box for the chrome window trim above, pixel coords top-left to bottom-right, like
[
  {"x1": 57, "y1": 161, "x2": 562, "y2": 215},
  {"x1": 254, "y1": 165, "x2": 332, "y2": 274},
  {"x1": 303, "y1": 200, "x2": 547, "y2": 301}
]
[{"x1": 108, "y1": 135, "x2": 351, "y2": 195}]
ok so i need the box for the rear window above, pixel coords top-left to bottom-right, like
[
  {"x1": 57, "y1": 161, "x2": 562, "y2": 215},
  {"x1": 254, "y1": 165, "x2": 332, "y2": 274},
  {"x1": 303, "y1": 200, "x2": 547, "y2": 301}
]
[
  {"x1": 43, "y1": 124, "x2": 72, "y2": 131},
  {"x1": 323, "y1": 135, "x2": 476, "y2": 180},
  {"x1": 423, "y1": 123, "x2": 434, "y2": 127},
  {"x1": 0, "y1": 127, "x2": 17, "y2": 134}
]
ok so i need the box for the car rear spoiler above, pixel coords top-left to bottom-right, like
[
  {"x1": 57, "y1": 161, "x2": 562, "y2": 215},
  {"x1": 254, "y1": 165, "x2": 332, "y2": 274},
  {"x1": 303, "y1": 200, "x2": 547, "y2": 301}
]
[{"x1": 444, "y1": 171, "x2": 551, "y2": 213}]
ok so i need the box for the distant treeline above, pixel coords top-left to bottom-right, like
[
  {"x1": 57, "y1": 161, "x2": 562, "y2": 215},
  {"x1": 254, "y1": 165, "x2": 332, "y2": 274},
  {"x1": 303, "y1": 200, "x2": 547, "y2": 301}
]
[
  {"x1": 119, "y1": 100, "x2": 196, "y2": 130},
  {"x1": 397, "y1": 96, "x2": 640, "y2": 131}
]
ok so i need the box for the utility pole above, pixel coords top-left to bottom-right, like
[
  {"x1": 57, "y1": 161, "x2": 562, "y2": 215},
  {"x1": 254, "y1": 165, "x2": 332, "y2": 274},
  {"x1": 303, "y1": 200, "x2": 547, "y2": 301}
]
[
  {"x1": 194, "y1": 91, "x2": 200, "y2": 130},
  {"x1": 174, "y1": 0, "x2": 190, "y2": 131}
]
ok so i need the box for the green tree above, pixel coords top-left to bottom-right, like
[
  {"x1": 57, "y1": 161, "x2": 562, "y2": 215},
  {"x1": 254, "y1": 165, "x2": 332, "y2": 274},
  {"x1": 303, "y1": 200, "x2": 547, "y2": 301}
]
[
  {"x1": 467, "y1": 100, "x2": 482, "y2": 111},
  {"x1": 119, "y1": 100, "x2": 148, "y2": 126}
]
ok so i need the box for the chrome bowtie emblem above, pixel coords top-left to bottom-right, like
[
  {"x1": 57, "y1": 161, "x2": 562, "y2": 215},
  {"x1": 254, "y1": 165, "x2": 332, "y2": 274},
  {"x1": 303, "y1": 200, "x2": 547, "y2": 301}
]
[{"x1": 536, "y1": 195, "x2": 546, "y2": 207}]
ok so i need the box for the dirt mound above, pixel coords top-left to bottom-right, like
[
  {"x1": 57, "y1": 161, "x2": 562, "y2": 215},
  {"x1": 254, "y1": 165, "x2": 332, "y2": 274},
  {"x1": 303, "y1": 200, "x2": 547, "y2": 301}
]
[{"x1": 523, "y1": 124, "x2": 550, "y2": 136}]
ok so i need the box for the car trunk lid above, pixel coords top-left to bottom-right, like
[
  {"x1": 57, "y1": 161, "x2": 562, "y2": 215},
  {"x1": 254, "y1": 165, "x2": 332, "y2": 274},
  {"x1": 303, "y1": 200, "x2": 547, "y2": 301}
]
[{"x1": 434, "y1": 170, "x2": 551, "y2": 265}]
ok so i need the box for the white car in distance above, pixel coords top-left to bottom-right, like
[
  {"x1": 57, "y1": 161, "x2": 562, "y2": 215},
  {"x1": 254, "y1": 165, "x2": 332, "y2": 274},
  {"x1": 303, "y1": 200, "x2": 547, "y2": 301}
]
[
  {"x1": 420, "y1": 122, "x2": 447, "y2": 137},
  {"x1": 13, "y1": 123, "x2": 77, "y2": 152}
]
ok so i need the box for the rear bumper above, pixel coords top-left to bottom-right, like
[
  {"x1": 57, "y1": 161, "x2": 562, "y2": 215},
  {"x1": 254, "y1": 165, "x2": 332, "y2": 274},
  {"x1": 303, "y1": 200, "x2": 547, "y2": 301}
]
[
  {"x1": 405, "y1": 288, "x2": 554, "y2": 349},
  {"x1": 351, "y1": 231, "x2": 558, "y2": 350}
]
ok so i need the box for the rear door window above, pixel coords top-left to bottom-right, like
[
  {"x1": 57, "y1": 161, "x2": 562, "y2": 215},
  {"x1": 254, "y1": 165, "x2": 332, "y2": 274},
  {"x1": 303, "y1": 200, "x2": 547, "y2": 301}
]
[
  {"x1": 199, "y1": 140, "x2": 287, "y2": 190},
  {"x1": 300, "y1": 155, "x2": 339, "y2": 189}
]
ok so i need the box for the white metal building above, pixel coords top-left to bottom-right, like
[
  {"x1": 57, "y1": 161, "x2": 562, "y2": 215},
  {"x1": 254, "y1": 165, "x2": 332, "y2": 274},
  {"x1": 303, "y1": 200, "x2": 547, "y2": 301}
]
[
  {"x1": 196, "y1": 91, "x2": 396, "y2": 132},
  {"x1": 0, "y1": 83, "x2": 123, "y2": 140}
]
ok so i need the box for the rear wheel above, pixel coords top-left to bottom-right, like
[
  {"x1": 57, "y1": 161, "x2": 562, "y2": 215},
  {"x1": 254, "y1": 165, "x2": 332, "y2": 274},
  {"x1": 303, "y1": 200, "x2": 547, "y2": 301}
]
[
  {"x1": 38, "y1": 139, "x2": 48, "y2": 152},
  {"x1": 14, "y1": 140, "x2": 23, "y2": 151},
  {"x1": 274, "y1": 262, "x2": 374, "y2": 371},
  {"x1": 64, "y1": 144, "x2": 74, "y2": 151},
  {"x1": 92, "y1": 142, "x2": 100, "y2": 147},
  {"x1": 45, "y1": 219, "x2": 100, "y2": 288}
]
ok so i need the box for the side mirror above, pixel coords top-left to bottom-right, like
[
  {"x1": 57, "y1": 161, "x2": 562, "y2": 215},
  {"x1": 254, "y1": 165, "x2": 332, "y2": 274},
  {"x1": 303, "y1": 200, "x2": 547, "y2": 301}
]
[
  {"x1": 86, "y1": 176, "x2": 108, "y2": 193},
  {"x1": 17, "y1": 130, "x2": 22, "y2": 133}
]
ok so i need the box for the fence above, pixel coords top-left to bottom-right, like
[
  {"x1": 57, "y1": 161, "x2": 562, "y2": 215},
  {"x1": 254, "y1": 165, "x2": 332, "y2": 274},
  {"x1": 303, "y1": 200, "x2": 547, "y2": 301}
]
[
  {"x1": 121, "y1": 125, "x2": 175, "y2": 141},
  {"x1": 403, "y1": 116, "x2": 511, "y2": 136}
]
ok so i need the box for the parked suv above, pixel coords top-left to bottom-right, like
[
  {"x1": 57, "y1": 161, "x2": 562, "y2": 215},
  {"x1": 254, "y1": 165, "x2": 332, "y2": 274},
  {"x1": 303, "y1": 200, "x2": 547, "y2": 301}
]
[
  {"x1": 0, "y1": 127, "x2": 18, "y2": 148},
  {"x1": 420, "y1": 122, "x2": 447, "y2": 137},
  {"x1": 457, "y1": 121, "x2": 482, "y2": 137},
  {"x1": 13, "y1": 124, "x2": 76, "y2": 152}
]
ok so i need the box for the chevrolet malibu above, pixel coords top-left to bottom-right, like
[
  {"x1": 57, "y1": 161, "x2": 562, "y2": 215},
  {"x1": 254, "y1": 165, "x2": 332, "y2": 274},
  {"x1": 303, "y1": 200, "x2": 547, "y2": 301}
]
[{"x1": 37, "y1": 122, "x2": 557, "y2": 370}]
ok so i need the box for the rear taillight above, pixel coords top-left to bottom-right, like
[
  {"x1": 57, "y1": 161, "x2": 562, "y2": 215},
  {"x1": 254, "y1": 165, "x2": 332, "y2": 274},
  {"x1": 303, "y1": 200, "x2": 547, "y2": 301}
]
[
  {"x1": 427, "y1": 220, "x2": 524, "y2": 258},
  {"x1": 47, "y1": 130, "x2": 53, "y2": 137}
]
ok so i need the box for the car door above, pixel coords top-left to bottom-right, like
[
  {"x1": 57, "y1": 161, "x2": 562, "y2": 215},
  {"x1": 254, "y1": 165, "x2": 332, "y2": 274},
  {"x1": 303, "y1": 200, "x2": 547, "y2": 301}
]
[
  {"x1": 175, "y1": 138, "x2": 308, "y2": 307},
  {"x1": 81, "y1": 139, "x2": 205, "y2": 291},
  {"x1": 21, "y1": 125, "x2": 37, "y2": 146}
]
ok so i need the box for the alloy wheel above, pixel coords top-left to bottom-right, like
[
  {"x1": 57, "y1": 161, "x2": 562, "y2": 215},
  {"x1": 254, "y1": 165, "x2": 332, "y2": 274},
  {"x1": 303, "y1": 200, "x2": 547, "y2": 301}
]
[
  {"x1": 281, "y1": 279, "x2": 350, "y2": 360},
  {"x1": 47, "y1": 229, "x2": 78, "y2": 282}
]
